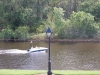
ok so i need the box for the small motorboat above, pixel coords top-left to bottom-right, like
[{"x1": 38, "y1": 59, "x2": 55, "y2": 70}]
[{"x1": 27, "y1": 46, "x2": 48, "y2": 52}]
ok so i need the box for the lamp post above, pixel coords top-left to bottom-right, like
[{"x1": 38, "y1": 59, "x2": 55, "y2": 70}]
[{"x1": 46, "y1": 27, "x2": 52, "y2": 75}]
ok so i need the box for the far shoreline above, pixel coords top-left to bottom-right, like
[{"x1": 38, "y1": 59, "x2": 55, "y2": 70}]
[
  {"x1": 30, "y1": 38, "x2": 100, "y2": 42},
  {"x1": 0, "y1": 38, "x2": 100, "y2": 42}
]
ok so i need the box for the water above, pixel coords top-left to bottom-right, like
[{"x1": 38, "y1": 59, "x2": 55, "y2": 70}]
[{"x1": 0, "y1": 41, "x2": 100, "y2": 70}]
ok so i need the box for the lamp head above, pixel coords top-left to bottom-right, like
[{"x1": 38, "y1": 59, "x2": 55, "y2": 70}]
[{"x1": 46, "y1": 27, "x2": 52, "y2": 37}]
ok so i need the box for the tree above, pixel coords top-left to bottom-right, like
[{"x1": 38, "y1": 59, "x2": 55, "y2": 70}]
[
  {"x1": 44, "y1": 7, "x2": 68, "y2": 38},
  {"x1": 69, "y1": 11, "x2": 97, "y2": 38},
  {"x1": 79, "y1": 0, "x2": 100, "y2": 21},
  {"x1": 0, "y1": 0, "x2": 23, "y2": 30},
  {"x1": 67, "y1": 0, "x2": 72, "y2": 18}
]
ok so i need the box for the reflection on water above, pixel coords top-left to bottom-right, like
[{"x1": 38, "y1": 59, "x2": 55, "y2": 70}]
[{"x1": 0, "y1": 41, "x2": 100, "y2": 70}]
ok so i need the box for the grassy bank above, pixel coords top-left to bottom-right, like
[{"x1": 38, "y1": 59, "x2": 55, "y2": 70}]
[
  {"x1": 0, "y1": 69, "x2": 46, "y2": 75},
  {"x1": 0, "y1": 69, "x2": 100, "y2": 75}
]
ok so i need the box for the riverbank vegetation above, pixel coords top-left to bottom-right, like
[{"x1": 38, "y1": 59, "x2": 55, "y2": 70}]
[
  {"x1": 0, "y1": 0, "x2": 100, "y2": 41},
  {"x1": 0, "y1": 69, "x2": 100, "y2": 75}
]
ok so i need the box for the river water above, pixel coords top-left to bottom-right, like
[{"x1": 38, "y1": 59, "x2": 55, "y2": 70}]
[{"x1": 0, "y1": 41, "x2": 100, "y2": 70}]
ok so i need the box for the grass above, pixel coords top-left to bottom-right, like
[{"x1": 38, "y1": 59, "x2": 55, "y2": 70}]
[
  {"x1": 0, "y1": 69, "x2": 100, "y2": 75},
  {"x1": 0, "y1": 69, "x2": 46, "y2": 75},
  {"x1": 53, "y1": 70, "x2": 100, "y2": 75},
  {"x1": 30, "y1": 33, "x2": 46, "y2": 40}
]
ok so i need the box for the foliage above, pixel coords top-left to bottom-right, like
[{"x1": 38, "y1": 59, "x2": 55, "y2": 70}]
[
  {"x1": 0, "y1": 0, "x2": 100, "y2": 39},
  {"x1": 57, "y1": 20, "x2": 70, "y2": 39},
  {"x1": 0, "y1": 26, "x2": 30, "y2": 41},
  {"x1": 44, "y1": 7, "x2": 68, "y2": 38},
  {"x1": 79, "y1": 0, "x2": 100, "y2": 21},
  {"x1": 15, "y1": 26, "x2": 30, "y2": 41},
  {"x1": 53, "y1": 7, "x2": 66, "y2": 28},
  {"x1": 69, "y1": 11, "x2": 97, "y2": 38},
  {"x1": 36, "y1": 25, "x2": 45, "y2": 33},
  {"x1": 1, "y1": 28, "x2": 14, "y2": 40}
]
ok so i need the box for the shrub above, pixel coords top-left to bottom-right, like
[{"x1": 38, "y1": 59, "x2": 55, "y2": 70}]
[
  {"x1": 69, "y1": 11, "x2": 97, "y2": 38},
  {"x1": 15, "y1": 26, "x2": 30, "y2": 41},
  {"x1": 1, "y1": 28, "x2": 14, "y2": 40}
]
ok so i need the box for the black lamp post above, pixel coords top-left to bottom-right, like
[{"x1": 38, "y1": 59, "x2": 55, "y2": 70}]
[{"x1": 46, "y1": 27, "x2": 52, "y2": 75}]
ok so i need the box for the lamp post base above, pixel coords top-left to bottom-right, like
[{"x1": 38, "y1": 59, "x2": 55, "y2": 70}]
[
  {"x1": 47, "y1": 61, "x2": 52, "y2": 75},
  {"x1": 47, "y1": 71, "x2": 52, "y2": 75}
]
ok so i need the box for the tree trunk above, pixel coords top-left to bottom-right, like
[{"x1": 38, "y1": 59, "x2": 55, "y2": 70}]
[
  {"x1": 73, "y1": 0, "x2": 78, "y2": 12},
  {"x1": 67, "y1": 0, "x2": 72, "y2": 19},
  {"x1": 36, "y1": 0, "x2": 40, "y2": 21},
  {"x1": 60, "y1": 0, "x2": 63, "y2": 8}
]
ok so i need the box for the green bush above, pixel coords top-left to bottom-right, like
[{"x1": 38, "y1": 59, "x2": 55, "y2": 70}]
[
  {"x1": 36, "y1": 25, "x2": 45, "y2": 33},
  {"x1": 15, "y1": 26, "x2": 30, "y2": 41},
  {"x1": 1, "y1": 28, "x2": 14, "y2": 40},
  {"x1": 0, "y1": 26, "x2": 30, "y2": 41},
  {"x1": 69, "y1": 11, "x2": 97, "y2": 38}
]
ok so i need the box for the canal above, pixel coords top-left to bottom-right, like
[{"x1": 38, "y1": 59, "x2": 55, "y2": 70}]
[{"x1": 0, "y1": 41, "x2": 100, "y2": 70}]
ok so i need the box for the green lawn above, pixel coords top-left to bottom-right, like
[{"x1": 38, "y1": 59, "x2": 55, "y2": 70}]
[{"x1": 0, "y1": 69, "x2": 100, "y2": 75}]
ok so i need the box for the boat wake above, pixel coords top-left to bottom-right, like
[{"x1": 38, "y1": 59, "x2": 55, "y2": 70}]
[{"x1": 0, "y1": 49, "x2": 28, "y2": 54}]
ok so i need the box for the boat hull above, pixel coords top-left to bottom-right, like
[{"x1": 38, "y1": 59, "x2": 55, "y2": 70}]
[{"x1": 28, "y1": 47, "x2": 48, "y2": 52}]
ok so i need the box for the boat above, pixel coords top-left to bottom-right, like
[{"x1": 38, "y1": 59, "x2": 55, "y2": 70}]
[{"x1": 27, "y1": 46, "x2": 48, "y2": 52}]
